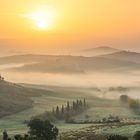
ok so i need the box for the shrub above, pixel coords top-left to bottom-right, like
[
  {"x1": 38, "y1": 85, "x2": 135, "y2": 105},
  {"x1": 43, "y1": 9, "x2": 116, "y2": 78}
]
[
  {"x1": 120, "y1": 95, "x2": 129, "y2": 103},
  {"x1": 107, "y1": 135, "x2": 128, "y2": 140},
  {"x1": 129, "y1": 99, "x2": 140, "y2": 109},
  {"x1": 134, "y1": 131, "x2": 140, "y2": 140}
]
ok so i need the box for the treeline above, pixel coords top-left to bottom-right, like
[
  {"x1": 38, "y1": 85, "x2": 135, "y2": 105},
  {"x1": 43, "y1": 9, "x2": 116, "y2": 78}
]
[
  {"x1": 63, "y1": 115, "x2": 120, "y2": 124},
  {"x1": 52, "y1": 98, "x2": 88, "y2": 122},
  {"x1": 35, "y1": 99, "x2": 89, "y2": 122},
  {"x1": 120, "y1": 95, "x2": 140, "y2": 115}
]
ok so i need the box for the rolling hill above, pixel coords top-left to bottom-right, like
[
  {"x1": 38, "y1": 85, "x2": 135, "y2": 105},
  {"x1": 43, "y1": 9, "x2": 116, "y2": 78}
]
[
  {"x1": 0, "y1": 49, "x2": 139, "y2": 74},
  {"x1": 0, "y1": 47, "x2": 119, "y2": 64},
  {"x1": 0, "y1": 54, "x2": 47, "y2": 64},
  {"x1": 100, "y1": 51, "x2": 140, "y2": 64},
  {"x1": 4, "y1": 56, "x2": 140, "y2": 74},
  {"x1": 0, "y1": 78, "x2": 52, "y2": 117},
  {"x1": 79, "y1": 46, "x2": 120, "y2": 56}
]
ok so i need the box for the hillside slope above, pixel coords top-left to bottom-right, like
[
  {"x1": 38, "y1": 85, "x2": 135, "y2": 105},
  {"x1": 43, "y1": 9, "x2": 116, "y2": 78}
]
[{"x1": 0, "y1": 79, "x2": 52, "y2": 117}]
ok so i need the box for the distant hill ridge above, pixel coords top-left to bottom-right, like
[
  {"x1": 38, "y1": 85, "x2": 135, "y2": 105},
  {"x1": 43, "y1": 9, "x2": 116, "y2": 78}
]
[
  {"x1": 79, "y1": 46, "x2": 120, "y2": 56},
  {"x1": 0, "y1": 49, "x2": 139, "y2": 74},
  {"x1": 84, "y1": 46, "x2": 119, "y2": 52},
  {"x1": 101, "y1": 50, "x2": 140, "y2": 64}
]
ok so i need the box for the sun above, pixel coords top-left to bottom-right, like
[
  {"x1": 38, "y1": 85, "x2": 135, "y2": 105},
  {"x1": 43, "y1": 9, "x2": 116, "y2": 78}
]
[
  {"x1": 28, "y1": 10, "x2": 55, "y2": 30},
  {"x1": 37, "y1": 20, "x2": 49, "y2": 29}
]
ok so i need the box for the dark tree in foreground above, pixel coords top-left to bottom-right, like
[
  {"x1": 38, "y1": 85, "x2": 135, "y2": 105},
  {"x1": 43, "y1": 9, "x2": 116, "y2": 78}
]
[
  {"x1": 14, "y1": 135, "x2": 23, "y2": 140},
  {"x1": 3, "y1": 130, "x2": 8, "y2": 140},
  {"x1": 134, "y1": 131, "x2": 140, "y2": 140},
  {"x1": 14, "y1": 134, "x2": 30, "y2": 140},
  {"x1": 28, "y1": 119, "x2": 59, "y2": 140},
  {"x1": 107, "y1": 135, "x2": 128, "y2": 140}
]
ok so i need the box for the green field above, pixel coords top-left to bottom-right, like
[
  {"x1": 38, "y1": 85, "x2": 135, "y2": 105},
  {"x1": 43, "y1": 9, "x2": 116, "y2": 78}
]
[{"x1": 0, "y1": 84, "x2": 140, "y2": 138}]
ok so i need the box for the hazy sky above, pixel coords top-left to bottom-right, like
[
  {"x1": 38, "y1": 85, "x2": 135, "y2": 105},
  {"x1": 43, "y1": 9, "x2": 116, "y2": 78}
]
[{"x1": 0, "y1": 0, "x2": 140, "y2": 54}]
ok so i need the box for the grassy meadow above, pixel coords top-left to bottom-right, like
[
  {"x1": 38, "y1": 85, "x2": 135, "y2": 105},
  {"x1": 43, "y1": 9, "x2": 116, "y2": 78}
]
[{"x1": 0, "y1": 84, "x2": 140, "y2": 139}]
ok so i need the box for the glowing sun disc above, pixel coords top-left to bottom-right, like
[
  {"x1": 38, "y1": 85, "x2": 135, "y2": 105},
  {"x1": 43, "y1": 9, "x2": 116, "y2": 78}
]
[
  {"x1": 37, "y1": 20, "x2": 49, "y2": 29},
  {"x1": 28, "y1": 10, "x2": 55, "y2": 30}
]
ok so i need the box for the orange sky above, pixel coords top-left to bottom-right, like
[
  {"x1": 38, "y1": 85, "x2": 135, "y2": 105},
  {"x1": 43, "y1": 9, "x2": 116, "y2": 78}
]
[{"x1": 0, "y1": 0, "x2": 140, "y2": 53}]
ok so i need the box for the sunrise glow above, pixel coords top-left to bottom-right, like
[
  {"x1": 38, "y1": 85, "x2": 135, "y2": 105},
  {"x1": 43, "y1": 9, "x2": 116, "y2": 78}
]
[
  {"x1": 28, "y1": 10, "x2": 55, "y2": 30},
  {"x1": 0, "y1": 1, "x2": 140, "y2": 137}
]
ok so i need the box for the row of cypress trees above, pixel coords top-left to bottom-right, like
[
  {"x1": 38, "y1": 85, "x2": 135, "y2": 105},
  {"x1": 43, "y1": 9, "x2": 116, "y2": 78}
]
[{"x1": 52, "y1": 99, "x2": 88, "y2": 121}]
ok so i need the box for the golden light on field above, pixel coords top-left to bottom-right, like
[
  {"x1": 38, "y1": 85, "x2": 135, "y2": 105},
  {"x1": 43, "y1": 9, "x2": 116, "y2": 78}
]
[{"x1": 27, "y1": 10, "x2": 56, "y2": 30}]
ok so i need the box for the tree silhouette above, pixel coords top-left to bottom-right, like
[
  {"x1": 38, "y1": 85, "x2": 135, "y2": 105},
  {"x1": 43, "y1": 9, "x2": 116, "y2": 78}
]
[
  {"x1": 134, "y1": 131, "x2": 140, "y2": 140},
  {"x1": 3, "y1": 130, "x2": 8, "y2": 140},
  {"x1": 72, "y1": 101, "x2": 76, "y2": 110},
  {"x1": 107, "y1": 135, "x2": 128, "y2": 140},
  {"x1": 56, "y1": 106, "x2": 60, "y2": 117},
  {"x1": 84, "y1": 98, "x2": 86, "y2": 107},
  {"x1": 14, "y1": 135, "x2": 23, "y2": 140},
  {"x1": 66, "y1": 101, "x2": 70, "y2": 112},
  {"x1": 28, "y1": 119, "x2": 59, "y2": 140},
  {"x1": 61, "y1": 105, "x2": 65, "y2": 114}
]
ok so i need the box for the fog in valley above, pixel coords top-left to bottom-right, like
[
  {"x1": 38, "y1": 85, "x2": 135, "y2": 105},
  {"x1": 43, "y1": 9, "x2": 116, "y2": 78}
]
[{"x1": 1, "y1": 68, "x2": 140, "y2": 99}]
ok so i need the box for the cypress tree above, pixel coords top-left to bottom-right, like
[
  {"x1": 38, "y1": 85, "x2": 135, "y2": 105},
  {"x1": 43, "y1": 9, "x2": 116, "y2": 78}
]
[
  {"x1": 76, "y1": 100, "x2": 79, "y2": 109},
  {"x1": 66, "y1": 101, "x2": 70, "y2": 112},
  {"x1": 84, "y1": 98, "x2": 86, "y2": 107},
  {"x1": 72, "y1": 101, "x2": 76, "y2": 110},
  {"x1": 56, "y1": 106, "x2": 60, "y2": 117},
  {"x1": 61, "y1": 105, "x2": 65, "y2": 114}
]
